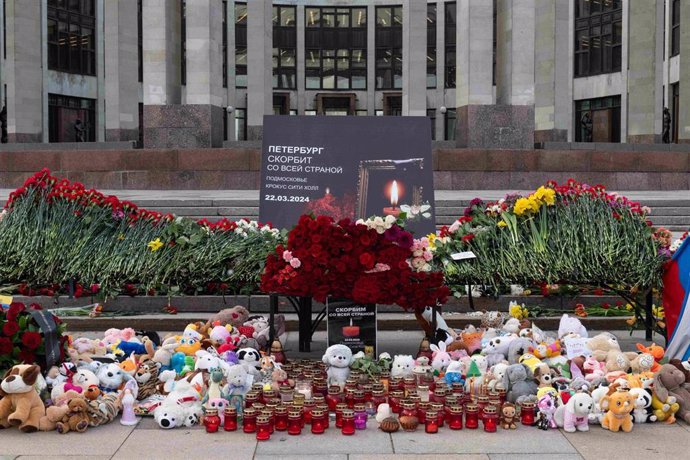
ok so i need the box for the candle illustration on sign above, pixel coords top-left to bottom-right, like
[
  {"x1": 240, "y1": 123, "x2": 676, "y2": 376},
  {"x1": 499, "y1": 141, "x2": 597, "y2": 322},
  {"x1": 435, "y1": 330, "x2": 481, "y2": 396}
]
[{"x1": 383, "y1": 180, "x2": 401, "y2": 217}]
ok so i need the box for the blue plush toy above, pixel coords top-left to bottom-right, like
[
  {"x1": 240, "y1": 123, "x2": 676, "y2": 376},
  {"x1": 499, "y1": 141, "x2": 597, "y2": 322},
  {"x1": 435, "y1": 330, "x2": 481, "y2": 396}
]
[{"x1": 170, "y1": 352, "x2": 187, "y2": 375}]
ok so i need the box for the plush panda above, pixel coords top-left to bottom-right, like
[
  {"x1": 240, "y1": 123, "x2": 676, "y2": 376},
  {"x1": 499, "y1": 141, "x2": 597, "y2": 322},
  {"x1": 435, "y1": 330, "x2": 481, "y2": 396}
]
[
  {"x1": 630, "y1": 387, "x2": 657, "y2": 423},
  {"x1": 236, "y1": 347, "x2": 262, "y2": 377}
]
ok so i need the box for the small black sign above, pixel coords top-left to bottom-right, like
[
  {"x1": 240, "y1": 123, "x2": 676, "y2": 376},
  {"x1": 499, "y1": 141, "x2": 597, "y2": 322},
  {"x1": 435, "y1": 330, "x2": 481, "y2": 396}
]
[{"x1": 327, "y1": 300, "x2": 377, "y2": 356}]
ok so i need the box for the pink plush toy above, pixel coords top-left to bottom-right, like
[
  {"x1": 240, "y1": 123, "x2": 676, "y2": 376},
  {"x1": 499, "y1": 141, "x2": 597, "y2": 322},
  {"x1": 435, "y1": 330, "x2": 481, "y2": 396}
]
[
  {"x1": 103, "y1": 328, "x2": 136, "y2": 347},
  {"x1": 582, "y1": 357, "x2": 606, "y2": 382},
  {"x1": 536, "y1": 394, "x2": 558, "y2": 430}
]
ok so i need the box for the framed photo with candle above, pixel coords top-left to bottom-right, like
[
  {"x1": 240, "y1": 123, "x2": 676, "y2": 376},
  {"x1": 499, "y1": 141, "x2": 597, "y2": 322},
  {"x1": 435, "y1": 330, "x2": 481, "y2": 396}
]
[{"x1": 356, "y1": 159, "x2": 424, "y2": 222}]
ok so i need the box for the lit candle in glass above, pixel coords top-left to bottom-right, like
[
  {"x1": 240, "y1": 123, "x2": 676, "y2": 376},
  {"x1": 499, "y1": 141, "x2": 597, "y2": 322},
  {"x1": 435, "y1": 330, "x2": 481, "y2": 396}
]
[{"x1": 383, "y1": 180, "x2": 401, "y2": 217}]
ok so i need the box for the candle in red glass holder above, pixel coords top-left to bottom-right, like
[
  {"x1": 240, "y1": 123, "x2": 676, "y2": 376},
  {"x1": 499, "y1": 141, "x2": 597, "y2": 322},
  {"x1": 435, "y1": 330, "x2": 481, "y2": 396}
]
[
  {"x1": 389, "y1": 377, "x2": 404, "y2": 392},
  {"x1": 335, "y1": 403, "x2": 348, "y2": 428},
  {"x1": 317, "y1": 404, "x2": 330, "y2": 428},
  {"x1": 477, "y1": 395, "x2": 489, "y2": 420},
  {"x1": 287, "y1": 410, "x2": 302, "y2": 435},
  {"x1": 311, "y1": 408, "x2": 327, "y2": 434},
  {"x1": 389, "y1": 390, "x2": 404, "y2": 414},
  {"x1": 497, "y1": 388, "x2": 507, "y2": 406},
  {"x1": 445, "y1": 395, "x2": 458, "y2": 423},
  {"x1": 372, "y1": 389, "x2": 387, "y2": 410},
  {"x1": 313, "y1": 380, "x2": 328, "y2": 398},
  {"x1": 345, "y1": 388, "x2": 356, "y2": 409},
  {"x1": 260, "y1": 410, "x2": 274, "y2": 434},
  {"x1": 431, "y1": 403, "x2": 444, "y2": 428},
  {"x1": 465, "y1": 403, "x2": 479, "y2": 429},
  {"x1": 280, "y1": 386, "x2": 294, "y2": 403},
  {"x1": 425, "y1": 411, "x2": 439, "y2": 433},
  {"x1": 353, "y1": 389, "x2": 365, "y2": 406},
  {"x1": 242, "y1": 408, "x2": 257, "y2": 433},
  {"x1": 417, "y1": 402, "x2": 430, "y2": 424},
  {"x1": 354, "y1": 403, "x2": 367, "y2": 430},
  {"x1": 341, "y1": 409, "x2": 356, "y2": 435},
  {"x1": 431, "y1": 388, "x2": 447, "y2": 405},
  {"x1": 520, "y1": 401, "x2": 536, "y2": 426},
  {"x1": 378, "y1": 372, "x2": 390, "y2": 392},
  {"x1": 401, "y1": 401, "x2": 417, "y2": 418},
  {"x1": 362, "y1": 384, "x2": 374, "y2": 402},
  {"x1": 451, "y1": 382, "x2": 464, "y2": 397},
  {"x1": 488, "y1": 392, "x2": 500, "y2": 410},
  {"x1": 303, "y1": 400, "x2": 315, "y2": 425},
  {"x1": 264, "y1": 389, "x2": 278, "y2": 402},
  {"x1": 448, "y1": 405, "x2": 463, "y2": 430},
  {"x1": 274, "y1": 406, "x2": 288, "y2": 431},
  {"x1": 326, "y1": 386, "x2": 343, "y2": 412},
  {"x1": 204, "y1": 408, "x2": 221, "y2": 433},
  {"x1": 483, "y1": 406, "x2": 498, "y2": 432},
  {"x1": 256, "y1": 415, "x2": 271, "y2": 441},
  {"x1": 223, "y1": 406, "x2": 238, "y2": 432},
  {"x1": 245, "y1": 392, "x2": 258, "y2": 409},
  {"x1": 403, "y1": 377, "x2": 416, "y2": 396}
]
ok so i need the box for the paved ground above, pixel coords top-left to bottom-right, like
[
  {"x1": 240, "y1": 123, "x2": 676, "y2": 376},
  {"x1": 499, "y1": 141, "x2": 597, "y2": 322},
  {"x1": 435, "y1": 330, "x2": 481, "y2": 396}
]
[{"x1": 0, "y1": 329, "x2": 675, "y2": 460}]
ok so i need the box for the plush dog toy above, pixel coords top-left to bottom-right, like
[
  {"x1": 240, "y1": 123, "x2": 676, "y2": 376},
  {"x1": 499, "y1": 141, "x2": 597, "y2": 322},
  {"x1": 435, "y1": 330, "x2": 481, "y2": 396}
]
[
  {"x1": 601, "y1": 389, "x2": 635, "y2": 432},
  {"x1": 0, "y1": 364, "x2": 46, "y2": 432},
  {"x1": 322, "y1": 344, "x2": 353, "y2": 386},
  {"x1": 555, "y1": 392, "x2": 593, "y2": 432}
]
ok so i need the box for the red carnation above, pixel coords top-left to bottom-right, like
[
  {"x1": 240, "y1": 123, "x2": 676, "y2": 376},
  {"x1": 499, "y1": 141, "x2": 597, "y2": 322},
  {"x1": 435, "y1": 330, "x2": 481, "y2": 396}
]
[
  {"x1": 359, "y1": 253, "x2": 375, "y2": 270},
  {"x1": 21, "y1": 331, "x2": 42, "y2": 350},
  {"x1": 0, "y1": 337, "x2": 12, "y2": 355},
  {"x1": 461, "y1": 234, "x2": 475, "y2": 243},
  {"x1": 18, "y1": 349, "x2": 36, "y2": 364},
  {"x1": 7, "y1": 302, "x2": 25, "y2": 321},
  {"x1": 2, "y1": 321, "x2": 19, "y2": 337}
]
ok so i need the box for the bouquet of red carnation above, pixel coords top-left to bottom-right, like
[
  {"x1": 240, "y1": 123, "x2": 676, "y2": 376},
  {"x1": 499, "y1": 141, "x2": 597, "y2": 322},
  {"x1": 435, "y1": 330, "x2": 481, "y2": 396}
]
[
  {"x1": 0, "y1": 302, "x2": 69, "y2": 373},
  {"x1": 260, "y1": 214, "x2": 449, "y2": 311}
]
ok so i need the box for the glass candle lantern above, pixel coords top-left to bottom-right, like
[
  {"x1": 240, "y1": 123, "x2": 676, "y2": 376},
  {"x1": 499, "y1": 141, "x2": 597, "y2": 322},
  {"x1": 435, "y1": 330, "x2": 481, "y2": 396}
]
[
  {"x1": 252, "y1": 403, "x2": 265, "y2": 417},
  {"x1": 335, "y1": 403, "x2": 348, "y2": 428},
  {"x1": 242, "y1": 408, "x2": 257, "y2": 433},
  {"x1": 409, "y1": 395, "x2": 421, "y2": 408},
  {"x1": 353, "y1": 389, "x2": 365, "y2": 406},
  {"x1": 245, "y1": 392, "x2": 258, "y2": 409},
  {"x1": 311, "y1": 408, "x2": 327, "y2": 434},
  {"x1": 477, "y1": 395, "x2": 490, "y2": 420},
  {"x1": 418, "y1": 385, "x2": 430, "y2": 403},
  {"x1": 483, "y1": 406, "x2": 498, "y2": 433},
  {"x1": 345, "y1": 388, "x2": 356, "y2": 409},
  {"x1": 389, "y1": 377, "x2": 404, "y2": 392},
  {"x1": 451, "y1": 382, "x2": 465, "y2": 396},
  {"x1": 341, "y1": 409, "x2": 356, "y2": 435},
  {"x1": 425, "y1": 411, "x2": 439, "y2": 433},
  {"x1": 372, "y1": 389, "x2": 387, "y2": 409},
  {"x1": 497, "y1": 388, "x2": 507, "y2": 406},
  {"x1": 256, "y1": 415, "x2": 271, "y2": 441},
  {"x1": 403, "y1": 377, "x2": 416, "y2": 396},
  {"x1": 389, "y1": 391, "x2": 404, "y2": 414},
  {"x1": 313, "y1": 394, "x2": 326, "y2": 408},
  {"x1": 303, "y1": 400, "x2": 315, "y2": 425},
  {"x1": 421, "y1": 374, "x2": 436, "y2": 393},
  {"x1": 448, "y1": 405, "x2": 463, "y2": 430},
  {"x1": 431, "y1": 403, "x2": 445, "y2": 428},
  {"x1": 488, "y1": 392, "x2": 500, "y2": 410},
  {"x1": 431, "y1": 388, "x2": 447, "y2": 405},
  {"x1": 261, "y1": 410, "x2": 274, "y2": 434},
  {"x1": 223, "y1": 406, "x2": 238, "y2": 432},
  {"x1": 378, "y1": 372, "x2": 390, "y2": 391},
  {"x1": 345, "y1": 378, "x2": 358, "y2": 390},
  {"x1": 313, "y1": 381, "x2": 328, "y2": 398},
  {"x1": 353, "y1": 403, "x2": 367, "y2": 430},
  {"x1": 295, "y1": 379, "x2": 313, "y2": 400},
  {"x1": 287, "y1": 410, "x2": 302, "y2": 435},
  {"x1": 326, "y1": 386, "x2": 343, "y2": 411},
  {"x1": 317, "y1": 404, "x2": 330, "y2": 428},
  {"x1": 465, "y1": 403, "x2": 479, "y2": 429},
  {"x1": 417, "y1": 402, "x2": 430, "y2": 424},
  {"x1": 362, "y1": 384, "x2": 374, "y2": 402},
  {"x1": 280, "y1": 385, "x2": 293, "y2": 402},
  {"x1": 274, "y1": 406, "x2": 288, "y2": 431},
  {"x1": 293, "y1": 392, "x2": 306, "y2": 405},
  {"x1": 520, "y1": 401, "x2": 536, "y2": 426},
  {"x1": 401, "y1": 401, "x2": 417, "y2": 418},
  {"x1": 264, "y1": 389, "x2": 278, "y2": 402},
  {"x1": 204, "y1": 408, "x2": 221, "y2": 433}
]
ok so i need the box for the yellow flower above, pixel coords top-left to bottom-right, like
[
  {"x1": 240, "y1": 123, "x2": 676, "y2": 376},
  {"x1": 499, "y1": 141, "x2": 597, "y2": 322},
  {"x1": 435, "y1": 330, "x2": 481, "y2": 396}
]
[
  {"x1": 117, "y1": 233, "x2": 125, "y2": 241},
  {"x1": 533, "y1": 186, "x2": 556, "y2": 206},
  {"x1": 509, "y1": 301, "x2": 529, "y2": 320},
  {"x1": 513, "y1": 198, "x2": 532, "y2": 216},
  {"x1": 497, "y1": 220, "x2": 508, "y2": 228},
  {"x1": 427, "y1": 233, "x2": 437, "y2": 249},
  {"x1": 626, "y1": 317, "x2": 637, "y2": 326},
  {"x1": 625, "y1": 303, "x2": 633, "y2": 311},
  {"x1": 147, "y1": 238, "x2": 164, "y2": 252}
]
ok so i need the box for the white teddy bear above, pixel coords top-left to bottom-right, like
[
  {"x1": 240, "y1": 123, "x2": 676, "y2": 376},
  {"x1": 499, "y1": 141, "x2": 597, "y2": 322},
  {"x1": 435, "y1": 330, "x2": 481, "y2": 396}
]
[
  {"x1": 390, "y1": 355, "x2": 415, "y2": 379},
  {"x1": 322, "y1": 344, "x2": 353, "y2": 386},
  {"x1": 153, "y1": 380, "x2": 202, "y2": 429}
]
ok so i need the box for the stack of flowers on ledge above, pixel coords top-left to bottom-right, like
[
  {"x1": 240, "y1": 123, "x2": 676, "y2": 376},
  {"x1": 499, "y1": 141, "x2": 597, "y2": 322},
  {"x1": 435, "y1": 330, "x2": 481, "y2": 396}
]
[{"x1": 260, "y1": 214, "x2": 449, "y2": 311}]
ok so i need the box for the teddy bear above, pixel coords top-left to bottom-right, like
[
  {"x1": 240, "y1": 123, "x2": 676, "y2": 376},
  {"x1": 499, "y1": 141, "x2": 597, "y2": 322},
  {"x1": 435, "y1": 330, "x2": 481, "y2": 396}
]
[
  {"x1": 601, "y1": 389, "x2": 635, "y2": 432},
  {"x1": 486, "y1": 362, "x2": 509, "y2": 391},
  {"x1": 0, "y1": 364, "x2": 46, "y2": 432},
  {"x1": 39, "y1": 389, "x2": 82, "y2": 431},
  {"x1": 630, "y1": 352, "x2": 655, "y2": 374},
  {"x1": 206, "y1": 305, "x2": 250, "y2": 329},
  {"x1": 153, "y1": 379, "x2": 203, "y2": 429},
  {"x1": 323, "y1": 344, "x2": 353, "y2": 386},
  {"x1": 636, "y1": 343, "x2": 664, "y2": 372},
  {"x1": 102, "y1": 328, "x2": 137, "y2": 347},
  {"x1": 446, "y1": 326, "x2": 483, "y2": 355},
  {"x1": 96, "y1": 363, "x2": 132, "y2": 393},
  {"x1": 554, "y1": 391, "x2": 592, "y2": 432},
  {"x1": 654, "y1": 364, "x2": 690, "y2": 423},
  {"x1": 502, "y1": 363, "x2": 538, "y2": 403},
  {"x1": 582, "y1": 356, "x2": 606, "y2": 382},
  {"x1": 588, "y1": 333, "x2": 637, "y2": 374},
  {"x1": 390, "y1": 355, "x2": 415, "y2": 379},
  {"x1": 55, "y1": 397, "x2": 91, "y2": 434},
  {"x1": 558, "y1": 314, "x2": 588, "y2": 339},
  {"x1": 500, "y1": 402, "x2": 517, "y2": 429}
]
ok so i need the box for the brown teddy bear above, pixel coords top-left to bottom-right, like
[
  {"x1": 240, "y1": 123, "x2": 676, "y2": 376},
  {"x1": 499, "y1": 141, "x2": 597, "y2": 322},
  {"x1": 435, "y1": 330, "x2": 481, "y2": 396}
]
[
  {"x1": 55, "y1": 397, "x2": 91, "y2": 434},
  {"x1": 39, "y1": 389, "x2": 82, "y2": 431},
  {"x1": 0, "y1": 364, "x2": 46, "y2": 432},
  {"x1": 205, "y1": 305, "x2": 250, "y2": 329}
]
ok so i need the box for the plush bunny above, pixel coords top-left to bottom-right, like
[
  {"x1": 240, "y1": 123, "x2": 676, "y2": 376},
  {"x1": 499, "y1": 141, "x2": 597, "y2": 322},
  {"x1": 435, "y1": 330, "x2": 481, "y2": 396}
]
[
  {"x1": 430, "y1": 341, "x2": 452, "y2": 374},
  {"x1": 654, "y1": 364, "x2": 690, "y2": 423},
  {"x1": 503, "y1": 363, "x2": 538, "y2": 403}
]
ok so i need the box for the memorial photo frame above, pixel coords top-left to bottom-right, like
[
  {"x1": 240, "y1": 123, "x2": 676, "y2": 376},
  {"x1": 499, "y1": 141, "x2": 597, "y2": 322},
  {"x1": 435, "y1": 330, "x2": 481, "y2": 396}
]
[{"x1": 356, "y1": 158, "x2": 424, "y2": 220}]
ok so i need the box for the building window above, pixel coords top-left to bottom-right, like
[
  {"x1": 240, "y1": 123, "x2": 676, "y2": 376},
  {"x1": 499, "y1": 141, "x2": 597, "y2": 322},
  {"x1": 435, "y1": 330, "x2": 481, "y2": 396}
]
[
  {"x1": 47, "y1": 0, "x2": 96, "y2": 76},
  {"x1": 575, "y1": 95, "x2": 621, "y2": 143},
  {"x1": 427, "y1": 4, "x2": 437, "y2": 89},
  {"x1": 427, "y1": 108, "x2": 436, "y2": 140},
  {"x1": 48, "y1": 94, "x2": 95, "y2": 143},
  {"x1": 273, "y1": 5, "x2": 297, "y2": 89},
  {"x1": 235, "y1": 2, "x2": 247, "y2": 88},
  {"x1": 375, "y1": 6, "x2": 402, "y2": 90},
  {"x1": 671, "y1": 0, "x2": 680, "y2": 57},
  {"x1": 444, "y1": 2, "x2": 456, "y2": 88},
  {"x1": 138, "y1": 0, "x2": 143, "y2": 82},
  {"x1": 180, "y1": 0, "x2": 186, "y2": 85},
  {"x1": 305, "y1": 7, "x2": 367, "y2": 90},
  {"x1": 574, "y1": 0, "x2": 622, "y2": 78},
  {"x1": 444, "y1": 108, "x2": 456, "y2": 141},
  {"x1": 235, "y1": 108, "x2": 246, "y2": 141},
  {"x1": 222, "y1": 0, "x2": 227, "y2": 88}
]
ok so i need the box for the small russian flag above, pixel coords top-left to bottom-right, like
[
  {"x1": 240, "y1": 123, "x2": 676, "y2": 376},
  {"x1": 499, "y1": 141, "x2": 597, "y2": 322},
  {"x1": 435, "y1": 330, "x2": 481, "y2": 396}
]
[{"x1": 663, "y1": 238, "x2": 690, "y2": 360}]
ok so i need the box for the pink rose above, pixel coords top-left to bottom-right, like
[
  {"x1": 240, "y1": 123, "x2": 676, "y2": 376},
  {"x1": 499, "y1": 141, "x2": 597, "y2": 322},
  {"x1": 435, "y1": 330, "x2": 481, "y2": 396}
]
[{"x1": 290, "y1": 258, "x2": 301, "y2": 268}]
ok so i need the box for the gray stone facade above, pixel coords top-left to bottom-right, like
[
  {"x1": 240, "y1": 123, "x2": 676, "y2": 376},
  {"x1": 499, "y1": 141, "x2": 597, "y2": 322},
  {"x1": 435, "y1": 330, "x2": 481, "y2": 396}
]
[{"x1": 0, "y1": 0, "x2": 687, "y2": 148}]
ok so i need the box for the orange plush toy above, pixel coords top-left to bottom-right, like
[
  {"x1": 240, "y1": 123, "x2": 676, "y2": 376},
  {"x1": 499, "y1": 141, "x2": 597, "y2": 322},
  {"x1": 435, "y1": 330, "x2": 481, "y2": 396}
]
[
  {"x1": 636, "y1": 343, "x2": 664, "y2": 372},
  {"x1": 601, "y1": 389, "x2": 635, "y2": 432},
  {"x1": 0, "y1": 364, "x2": 46, "y2": 433}
]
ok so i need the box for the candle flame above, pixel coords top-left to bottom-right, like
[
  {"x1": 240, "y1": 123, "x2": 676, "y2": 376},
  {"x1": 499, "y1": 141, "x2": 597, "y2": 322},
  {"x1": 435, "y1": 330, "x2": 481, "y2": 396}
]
[
  {"x1": 390, "y1": 180, "x2": 398, "y2": 207},
  {"x1": 325, "y1": 187, "x2": 330, "y2": 195}
]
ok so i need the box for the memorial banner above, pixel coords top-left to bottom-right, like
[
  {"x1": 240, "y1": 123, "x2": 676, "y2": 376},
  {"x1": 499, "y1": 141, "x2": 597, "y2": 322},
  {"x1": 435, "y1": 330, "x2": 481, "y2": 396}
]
[
  {"x1": 259, "y1": 115, "x2": 435, "y2": 236},
  {"x1": 327, "y1": 300, "x2": 377, "y2": 356}
]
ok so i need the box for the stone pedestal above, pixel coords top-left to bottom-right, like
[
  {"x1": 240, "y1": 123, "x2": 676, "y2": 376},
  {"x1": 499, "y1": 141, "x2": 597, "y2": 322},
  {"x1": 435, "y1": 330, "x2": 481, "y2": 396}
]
[{"x1": 143, "y1": 105, "x2": 224, "y2": 148}]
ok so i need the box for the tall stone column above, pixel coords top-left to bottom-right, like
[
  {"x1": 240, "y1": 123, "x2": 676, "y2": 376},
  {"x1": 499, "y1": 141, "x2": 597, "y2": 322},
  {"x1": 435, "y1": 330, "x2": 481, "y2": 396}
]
[
  {"x1": 454, "y1": 0, "x2": 494, "y2": 147},
  {"x1": 679, "y1": 0, "x2": 690, "y2": 143},
  {"x1": 534, "y1": 0, "x2": 569, "y2": 143},
  {"x1": 627, "y1": 0, "x2": 663, "y2": 143},
  {"x1": 184, "y1": 0, "x2": 224, "y2": 147},
  {"x1": 494, "y1": 0, "x2": 535, "y2": 148},
  {"x1": 246, "y1": 0, "x2": 272, "y2": 140},
  {"x1": 104, "y1": 0, "x2": 140, "y2": 142},
  {"x1": 142, "y1": 0, "x2": 182, "y2": 147},
  {"x1": 402, "y1": 0, "x2": 426, "y2": 116},
  {"x1": 4, "y1": 0, "x2": 43, "y2": 142}
]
